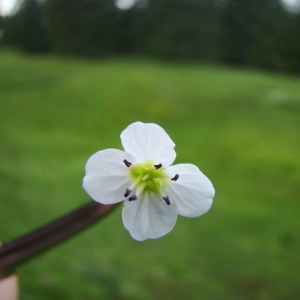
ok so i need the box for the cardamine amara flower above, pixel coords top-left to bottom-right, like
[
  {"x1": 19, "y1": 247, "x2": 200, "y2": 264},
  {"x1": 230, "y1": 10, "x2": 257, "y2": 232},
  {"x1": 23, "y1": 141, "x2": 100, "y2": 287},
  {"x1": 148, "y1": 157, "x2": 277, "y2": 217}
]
[{"x1": 83, "y1": 122, "x2": 215, "y2": 241}]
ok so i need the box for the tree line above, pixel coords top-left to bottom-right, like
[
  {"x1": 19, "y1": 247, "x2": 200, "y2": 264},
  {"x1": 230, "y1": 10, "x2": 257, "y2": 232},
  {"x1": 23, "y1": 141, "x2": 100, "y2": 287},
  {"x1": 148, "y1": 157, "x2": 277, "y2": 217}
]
[{"x1": 1, "y1": 0, "x2": 300, "y2": 73}]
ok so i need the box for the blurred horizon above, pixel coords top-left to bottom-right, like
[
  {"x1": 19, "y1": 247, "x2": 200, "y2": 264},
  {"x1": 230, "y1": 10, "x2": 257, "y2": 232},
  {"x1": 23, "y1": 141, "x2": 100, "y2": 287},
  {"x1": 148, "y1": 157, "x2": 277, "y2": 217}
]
[
  {"x1": 1, "y1": 0, "x2": 300, "y2": 74},
  {"x1": 1, "y1": 0, "x2": 300, "y2": 16}
]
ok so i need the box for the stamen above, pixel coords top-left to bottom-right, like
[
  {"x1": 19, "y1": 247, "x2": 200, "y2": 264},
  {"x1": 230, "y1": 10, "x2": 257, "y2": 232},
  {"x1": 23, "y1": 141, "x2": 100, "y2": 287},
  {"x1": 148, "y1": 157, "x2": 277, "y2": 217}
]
[
  {"x1": 129, "y1": 195, "x2": 138, "y2": 201},
  {"x1": 154, "y1": 163, "x2": 162, "y2": 169},
  {"x1": 171, "y1": 174, "x2": 179, "y2": 181},
  {"x1": 124, "y1": 188, "x2": 131, "y2": 198},
  {"x1": 163, "y1": 196, "x2": 171, "y2": 205},
  {"x1": 123, "y1": 159, "x2": 132, "y2": 167}
]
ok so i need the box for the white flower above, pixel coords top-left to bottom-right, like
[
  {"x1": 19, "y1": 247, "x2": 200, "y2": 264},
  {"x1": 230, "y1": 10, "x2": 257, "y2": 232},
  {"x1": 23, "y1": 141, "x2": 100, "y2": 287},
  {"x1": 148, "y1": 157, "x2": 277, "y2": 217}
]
[{"x1": 83, "y1": 122, "x2": 215, "y2": 241}]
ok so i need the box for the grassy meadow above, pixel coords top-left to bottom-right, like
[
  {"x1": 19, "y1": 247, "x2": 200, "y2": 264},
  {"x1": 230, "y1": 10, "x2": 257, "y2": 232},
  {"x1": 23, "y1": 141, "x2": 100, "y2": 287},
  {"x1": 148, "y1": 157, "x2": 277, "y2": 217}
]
[{"x1": 0, "y1": 50, "x2": 300, "y2": 299}]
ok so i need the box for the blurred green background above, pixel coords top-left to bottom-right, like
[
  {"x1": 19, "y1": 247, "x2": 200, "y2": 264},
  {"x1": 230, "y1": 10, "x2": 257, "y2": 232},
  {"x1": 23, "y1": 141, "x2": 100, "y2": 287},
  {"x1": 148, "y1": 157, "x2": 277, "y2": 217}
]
[{"x1": 1, "y1": 49, "x2": 300, "y2": 299}]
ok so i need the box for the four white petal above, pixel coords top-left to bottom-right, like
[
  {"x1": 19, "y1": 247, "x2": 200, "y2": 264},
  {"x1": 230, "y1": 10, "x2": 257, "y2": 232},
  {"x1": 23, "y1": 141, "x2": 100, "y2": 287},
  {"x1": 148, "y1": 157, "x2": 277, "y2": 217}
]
[
  {"x1": 122, "y1": 193, "x2": 178, "y2": 241},
  {"x1": 165, "y1": 164, "x2": 214, "y2": 218},
  {"x1": 83, "y1": 121, "x2": 215, "y2": 241},
  {"x1": 121, "y1": 122, "x2": 176, "y2": 166}
]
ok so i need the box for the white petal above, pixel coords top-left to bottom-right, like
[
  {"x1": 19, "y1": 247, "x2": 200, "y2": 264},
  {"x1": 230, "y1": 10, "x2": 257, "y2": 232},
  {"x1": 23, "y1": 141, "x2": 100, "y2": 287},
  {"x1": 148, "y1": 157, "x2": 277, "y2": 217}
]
[
  {"x1": 122, "y1": 192, "x2": 178, "y2": 241},
  {"x1": 165, "y1": 164, "x2": 215, "y2": 218},
  {"x1": 83, "y1": 149, "x2": 134, "y2": 204},
  {"x1": 120, "y1": 122, "x2": 176, "y2": 167}
]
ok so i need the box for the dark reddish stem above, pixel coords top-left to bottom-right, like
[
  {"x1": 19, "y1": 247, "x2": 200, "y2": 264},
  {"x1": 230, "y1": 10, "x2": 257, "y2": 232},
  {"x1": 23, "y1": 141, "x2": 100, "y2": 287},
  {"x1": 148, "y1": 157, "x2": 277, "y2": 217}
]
[{"x1": 0, "y1": 201, "x2": 119, "y2": 279}]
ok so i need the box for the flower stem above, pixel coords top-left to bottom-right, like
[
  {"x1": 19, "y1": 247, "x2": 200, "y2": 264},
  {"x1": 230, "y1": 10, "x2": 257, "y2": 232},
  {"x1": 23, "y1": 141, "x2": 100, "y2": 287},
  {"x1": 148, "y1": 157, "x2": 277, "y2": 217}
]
[{"x1": 0, "y1": 201, "x2": 118, "y2": 279}]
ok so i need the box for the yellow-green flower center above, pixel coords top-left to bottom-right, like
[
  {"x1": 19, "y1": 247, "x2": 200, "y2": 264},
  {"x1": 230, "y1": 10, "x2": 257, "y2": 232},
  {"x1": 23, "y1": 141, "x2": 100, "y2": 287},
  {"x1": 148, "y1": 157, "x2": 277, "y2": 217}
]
[{"x1": 129, "y1": 161, "x2": 169, "y2": 195}]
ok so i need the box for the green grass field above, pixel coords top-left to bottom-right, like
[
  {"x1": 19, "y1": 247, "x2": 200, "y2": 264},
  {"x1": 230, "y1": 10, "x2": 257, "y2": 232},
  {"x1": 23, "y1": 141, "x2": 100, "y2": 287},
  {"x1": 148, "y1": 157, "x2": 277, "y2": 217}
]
[{"x1": 0, "y1": 50, "x2": 300, "y2": 299}]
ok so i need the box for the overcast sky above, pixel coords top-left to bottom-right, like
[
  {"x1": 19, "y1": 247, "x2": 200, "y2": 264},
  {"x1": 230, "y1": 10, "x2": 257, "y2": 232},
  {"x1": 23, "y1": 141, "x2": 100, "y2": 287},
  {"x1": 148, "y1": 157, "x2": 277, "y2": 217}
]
[
  {"x1": 1, "y1": 0, "x2": 299, "y2": 16},
  {"x1": 0, "y1": 0, "x2": 21, "y2": 16}
]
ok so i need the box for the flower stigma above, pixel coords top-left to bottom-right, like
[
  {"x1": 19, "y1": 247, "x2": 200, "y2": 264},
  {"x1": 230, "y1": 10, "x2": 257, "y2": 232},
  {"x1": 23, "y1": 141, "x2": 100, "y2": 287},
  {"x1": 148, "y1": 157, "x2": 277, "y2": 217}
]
[{"x1": 124, "y1": 160, "x2": 171, "y2": 202}]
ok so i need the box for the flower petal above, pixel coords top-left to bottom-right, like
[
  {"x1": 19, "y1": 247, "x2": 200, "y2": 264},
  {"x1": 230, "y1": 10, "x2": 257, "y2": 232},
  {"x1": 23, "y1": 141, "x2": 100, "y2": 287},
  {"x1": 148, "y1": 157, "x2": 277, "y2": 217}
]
[
  {"x1": 120, "y1": 122, "x2": 176, "y2": 167},
  {"x1": 122, "y1": 192, "x2": 178, "y2": 241},
  {"x1": 83, "y1": 149, "x2": 135, "y2": 204},
  {"x1": 165, "y1": 164, "x2": 215, "y2": 218}
]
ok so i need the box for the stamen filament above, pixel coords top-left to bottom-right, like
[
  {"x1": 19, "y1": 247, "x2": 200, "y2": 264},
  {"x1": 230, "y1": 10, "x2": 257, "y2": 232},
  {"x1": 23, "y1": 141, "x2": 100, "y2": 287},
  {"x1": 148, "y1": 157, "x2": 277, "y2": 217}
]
[
  {"x1": 129, "y1": 174, "x2": 144, "y2": 191},
  {"x1": 142, "y1": 174, "x2": 150, "y2": 180},
  {"x1": 135, "y1": 182, "x2": 148, "y2": 196}
]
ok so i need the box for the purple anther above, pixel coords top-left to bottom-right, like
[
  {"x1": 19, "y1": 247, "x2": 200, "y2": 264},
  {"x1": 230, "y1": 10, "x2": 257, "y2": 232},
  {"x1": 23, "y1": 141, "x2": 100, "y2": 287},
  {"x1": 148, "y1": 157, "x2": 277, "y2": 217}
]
[
  {"x1": 129, "y1": 195, "x2": 138, "y2": 201},
  {"x1": 163, "y1": 196, "x2": 171, "y2": 205},
  {"x1": 154, "y1": 163, "x2": 162, "y2": 169},
  {"x1": 123, "y1": 159, "x2": 132, "y2": 167},
  {"x1": 171, "y1": 174, "x2": 179, "y2": 181},
  {"x1": 124, "y1": 188, "x2": 132, "y2": 198}
]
